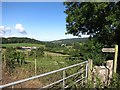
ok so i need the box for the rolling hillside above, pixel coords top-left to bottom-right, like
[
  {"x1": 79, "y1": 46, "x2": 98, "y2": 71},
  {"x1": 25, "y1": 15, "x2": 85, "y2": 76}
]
[
  {"x1": 2, "y1": 37, "x2": 44, "y2": 44},
  {"x1": 2, "y1": 37, "x2": 89, "y2": 47},
  {"x1": 52, "y1": 38, "x2": 88, "y2": 44}
]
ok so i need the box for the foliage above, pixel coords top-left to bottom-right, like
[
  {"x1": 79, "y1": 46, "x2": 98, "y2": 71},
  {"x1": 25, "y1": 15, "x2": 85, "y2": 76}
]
[
  {"x1": 45, "y1": 42, "x2": 69, "y2": 55},
  {"x1": 85, "y1": 73, "x2": 120, "y2": 88},
  {"x1": 29, "y1": 47, "x2": 44, "y2": 58},
  {"x1": 5, "y1": 47, "x2": 16, "y2": 69},
  {"x1": 64, "y1": 2, "x2": 120, "y2": 46},
  {"x1": 69, "y1": 40, "x2": 106, "y2": 65},
  {"x1": 52, "y1": 38, "x2": 88, "y2": 45},
  {"x1": 108, "y1": 73, "x2": 120, "y2": 88},
  {"x1": 45, "y1": 42, "x2": 61, "y2": 49},
  {"x1": 4, "y1": 47, "x2": 26, "y2": 70}
]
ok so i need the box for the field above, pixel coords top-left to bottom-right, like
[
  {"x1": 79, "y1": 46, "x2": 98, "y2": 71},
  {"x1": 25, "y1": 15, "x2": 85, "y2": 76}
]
[
  {"x1": 2, "y1": 43, "x2": 45, "y2": 48},
  {"x1": 2, "y1": 44, "x2": 84, "y2": 89},
  {"x1": 2, "y1": 55, "x2": 83, "y2": 88}
]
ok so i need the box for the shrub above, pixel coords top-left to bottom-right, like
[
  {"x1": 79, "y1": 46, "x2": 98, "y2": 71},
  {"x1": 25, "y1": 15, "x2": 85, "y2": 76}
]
[
  {"x1": 4, "y1": 47, "x2": 26, "y2": 71},
  {"x1": 30, "y1": 47, "x2": 44, "y2": 58},
  {"x1": 69, "y1": 39, "x2": 106, "y2": 65},
  {"x1": 108, "y1": 73, "x2": 120, "y2": 88}
]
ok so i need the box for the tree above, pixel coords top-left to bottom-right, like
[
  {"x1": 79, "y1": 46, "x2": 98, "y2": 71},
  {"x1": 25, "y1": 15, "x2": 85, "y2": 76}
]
[
  {"x1": 4, "y1": 47, "x2": 26, "y2": 70},
  {"x1": 64, "y1": 2, "x2": 120, "y2": 71},
  {"x1": 64, "y1": 2, "x2": 120, "y2": 46}
]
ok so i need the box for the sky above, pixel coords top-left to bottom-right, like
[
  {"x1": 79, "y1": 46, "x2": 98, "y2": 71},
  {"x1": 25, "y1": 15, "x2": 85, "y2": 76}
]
[{"x1": 1, "y1": 2, "x2": 88, "y2": 41}]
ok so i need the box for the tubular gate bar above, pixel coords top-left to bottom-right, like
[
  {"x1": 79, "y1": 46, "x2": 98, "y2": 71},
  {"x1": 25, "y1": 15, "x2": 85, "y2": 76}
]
[{"x1": 0, "y1": 61, "x2": 88, "y2": 89}]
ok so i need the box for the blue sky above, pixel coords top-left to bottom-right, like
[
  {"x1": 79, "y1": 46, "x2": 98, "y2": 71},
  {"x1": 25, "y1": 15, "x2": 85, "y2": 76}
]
[{"x1": 2, "y1": 2, "x2": 87, "y2": 41}]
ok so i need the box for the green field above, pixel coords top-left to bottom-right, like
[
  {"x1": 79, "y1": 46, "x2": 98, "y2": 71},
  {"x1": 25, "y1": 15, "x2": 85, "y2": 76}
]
[
  {"x1": 25, "y1": 56, "x2": 82, "y2": 73},
  {"x1": 2, "y1": 43, "x2": 45, "y2": 48},
  {"x1": 2, "y1": 42, "x2": 84, "y2": 87}
]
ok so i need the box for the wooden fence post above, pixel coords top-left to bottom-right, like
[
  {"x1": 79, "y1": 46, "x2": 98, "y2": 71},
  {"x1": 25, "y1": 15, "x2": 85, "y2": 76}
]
[
  {"x1": 88, "y1": 59, "x2": 93, "y2": 81},
  {"x1": 35, "y1": 59, "x2": 37, "y2": 75},
  {"x1": 81, "y1": 65, "x2": 84, "y2": 85},
  {"x1": 113, "y1": 45, "x2": 118, "y2": 73},
  {"x1": 4, "y1": 54, "x2": 6, "y2": 67}
]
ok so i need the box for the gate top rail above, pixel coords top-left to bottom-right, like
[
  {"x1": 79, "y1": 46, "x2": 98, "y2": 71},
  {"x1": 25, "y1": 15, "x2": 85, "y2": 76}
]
[{"x1": 0, "y1": 61, "x2": 88, "y2": 89}]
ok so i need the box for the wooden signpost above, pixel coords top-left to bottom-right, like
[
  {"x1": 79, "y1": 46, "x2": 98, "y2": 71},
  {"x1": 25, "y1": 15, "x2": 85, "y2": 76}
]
[{"x1": 102, "y1": 45, "x2": 118, "y2": 74}]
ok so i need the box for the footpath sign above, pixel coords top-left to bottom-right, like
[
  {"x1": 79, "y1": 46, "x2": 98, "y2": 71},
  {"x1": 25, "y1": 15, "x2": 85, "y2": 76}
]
[
  {"x1": 102, "y1": 45, "x2": 118, "y2": 73},
  {"x1": 102, "y1": 48, "x2": 115, "y2": 52}
]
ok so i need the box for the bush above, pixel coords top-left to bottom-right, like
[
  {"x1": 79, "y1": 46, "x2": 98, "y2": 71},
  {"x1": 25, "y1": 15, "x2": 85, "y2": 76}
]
[
  {"x1": 108, "y1": 73, "x2": 120, "y2": 88},
  {"x1": 69, "y1": 39, "x2": 106, "y2": 65},
  {"x1": 85, "y1": 73, "x2": 120, "y2": 88},
  {"x1": 4, "y1": 47, "x2": 26, "y2": 70},
  {"x1": 30, "y1": 47, "x2": 44, "y2": 58}
]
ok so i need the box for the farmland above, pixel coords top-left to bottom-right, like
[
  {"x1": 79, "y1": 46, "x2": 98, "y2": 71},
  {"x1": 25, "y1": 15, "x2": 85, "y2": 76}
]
[
  {"x1": 2, "y1": 37, "x2": 116, "y2": 89},
  {"x1": 2, "y1": 43, "x2": 45, "y2": 48},
  {"x1": 1, "y1": 37, "x2": 86, "y2": 87}
]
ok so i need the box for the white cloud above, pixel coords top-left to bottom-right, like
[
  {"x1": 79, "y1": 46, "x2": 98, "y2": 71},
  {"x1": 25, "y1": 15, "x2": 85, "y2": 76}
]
[
  {"x1": 0, "y1": 25, "x2": 5, "y2": 31},
  {"x1": 15, "y1": 24, "x2": 27, "y2": 34},
  {"x1": 0, "y1": 24, "x2": 27, "y2": 36},
  {"x1": 0, "y1": 25, "x2": 6, "y2": 36},
  {"x1": 6, "y1": 27, "x2": 11, "y2": 30},
  {"x1": 0, "y1": 26, "x2": 12, "y2": 36}
]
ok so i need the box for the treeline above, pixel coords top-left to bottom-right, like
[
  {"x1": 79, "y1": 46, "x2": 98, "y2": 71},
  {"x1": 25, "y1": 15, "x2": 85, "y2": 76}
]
[
  {"x1": 2, "y1": 37, "x2": 45, "y2": 44},
  {"x1": 52, "y1": 38, "x2": 88, "y2": 44},
  {"x1": 2, "y1": 37, "x2": 88, "y2": 45},
  {"x1": 45, "y1": 42, "x2": 67, "y2": 54}
]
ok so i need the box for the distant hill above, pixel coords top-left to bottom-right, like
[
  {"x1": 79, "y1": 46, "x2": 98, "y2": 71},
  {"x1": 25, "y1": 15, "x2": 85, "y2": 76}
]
[
  {"x1": 52, "y1": 38, "x2": 88, "y2": 44},
  {"x1": 2, "y1": 37, "x2": 44, "y2": 44},
  {"x1": 2, "y1": 37, "x2": 89, "y2": 45}
]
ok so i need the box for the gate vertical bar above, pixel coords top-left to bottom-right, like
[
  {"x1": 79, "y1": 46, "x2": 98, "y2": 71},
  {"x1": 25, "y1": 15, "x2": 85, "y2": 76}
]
[
  {"x1": 12, "y1": 85, "x2": 14, "y2": 90},
  {"x1": 63, "y1": 70, "x2": 65, "y2": 90}
]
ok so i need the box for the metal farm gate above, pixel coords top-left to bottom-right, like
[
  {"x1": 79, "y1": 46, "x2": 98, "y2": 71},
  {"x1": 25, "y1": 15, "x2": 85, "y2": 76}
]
[{"x1": 0, "y1": 61, "x2": 88, "y2": 89}]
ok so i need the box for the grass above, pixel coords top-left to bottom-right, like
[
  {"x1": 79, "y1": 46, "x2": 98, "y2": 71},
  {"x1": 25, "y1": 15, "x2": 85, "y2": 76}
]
[
  {"x1": 20, "y1": 56, "x2": 84, "y2": 88},
  {"x1": 24, "y1": 56, "x2": 82, "y2": 73},
  {"x1": 2, "y1": 43, "x2": 45, "y2": 48},
  {"x1": 2, "y1": 55, "x2": 83, "y2": 85},
  {"x1": 25, "y1": 57, "x2": 67, "y2": 73},
  {"x1": 2, "y1": 44, "x2": 84, "y2": 88}
]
